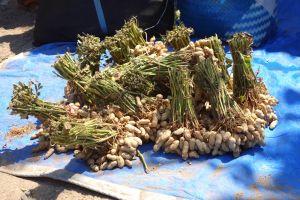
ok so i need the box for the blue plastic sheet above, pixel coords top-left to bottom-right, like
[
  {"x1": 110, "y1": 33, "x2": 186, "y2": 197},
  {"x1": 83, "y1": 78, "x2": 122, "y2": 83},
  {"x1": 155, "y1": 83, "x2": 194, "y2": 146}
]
[{"x1": 1, "y1": 0, "x2": 300, "y2": 199}]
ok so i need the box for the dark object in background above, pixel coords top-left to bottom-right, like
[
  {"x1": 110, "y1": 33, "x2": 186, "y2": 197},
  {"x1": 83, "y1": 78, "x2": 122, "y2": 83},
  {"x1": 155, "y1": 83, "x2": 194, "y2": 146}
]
[
  {"x1": 17, "y1": 0, "x2": 38, "y2": 11},
  {"x1": 33, "y1": 0, "x2": 175, "y2": 46},
  {"x1": 177, "y1": 0, "x2": 277, "y2": 47}
]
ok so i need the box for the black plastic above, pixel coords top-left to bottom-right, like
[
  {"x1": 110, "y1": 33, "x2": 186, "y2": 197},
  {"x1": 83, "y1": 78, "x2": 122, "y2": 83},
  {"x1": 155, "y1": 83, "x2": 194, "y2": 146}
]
[{"x1": 33, "y1": 0, "x2": 175, "y2": 46}]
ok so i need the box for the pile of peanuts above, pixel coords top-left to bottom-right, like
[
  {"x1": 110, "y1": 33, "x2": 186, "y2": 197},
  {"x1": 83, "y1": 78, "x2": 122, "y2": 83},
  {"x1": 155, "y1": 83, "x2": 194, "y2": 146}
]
[
  {"x1": 72, "y1": 92, "x2": 278, "y2": 171},
  {"x1": 180, "y1": 40, "x2": 218, "y2": 64},
  {"x1": 131, "y1": 37, "x2": 168, "y2": 57},
  {"x1": 31, "y1": 89, "x2": 278, "y2": 171}
]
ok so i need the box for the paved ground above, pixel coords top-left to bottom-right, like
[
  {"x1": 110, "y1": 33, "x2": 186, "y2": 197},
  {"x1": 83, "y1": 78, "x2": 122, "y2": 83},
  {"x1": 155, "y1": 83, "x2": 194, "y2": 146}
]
[{"x1": 0, "y1": 1, "x2": 111, "y2": 199}]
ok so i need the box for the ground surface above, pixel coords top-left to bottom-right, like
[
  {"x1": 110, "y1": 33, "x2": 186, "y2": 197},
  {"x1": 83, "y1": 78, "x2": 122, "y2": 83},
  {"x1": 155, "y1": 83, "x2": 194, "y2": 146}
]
[
  {"x1": 0, "y1": 0, "x2": 34, "y2": 63},
  {"x1": 0, "y1": 172, "x2": 111, "y2": 200},
  {"x1": 0, "y1": 1, "x2": 111, "y2": 199}
]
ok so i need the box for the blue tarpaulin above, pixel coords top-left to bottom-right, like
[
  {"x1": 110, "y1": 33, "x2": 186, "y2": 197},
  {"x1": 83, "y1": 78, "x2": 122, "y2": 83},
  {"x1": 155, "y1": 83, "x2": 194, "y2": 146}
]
[{"x1": 1, "y1": 0, "x2": 300, "y2": 199}]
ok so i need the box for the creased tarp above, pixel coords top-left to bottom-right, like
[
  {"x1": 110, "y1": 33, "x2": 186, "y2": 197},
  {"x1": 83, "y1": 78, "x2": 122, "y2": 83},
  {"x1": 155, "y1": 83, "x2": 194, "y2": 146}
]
[{"x1": 1, "y1": 1, "x2": 300, "y2": 199}]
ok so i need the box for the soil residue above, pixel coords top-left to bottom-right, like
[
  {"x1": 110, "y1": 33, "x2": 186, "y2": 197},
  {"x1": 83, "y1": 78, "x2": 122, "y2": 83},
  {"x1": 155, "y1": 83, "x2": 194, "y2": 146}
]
[{"x1": 6, "y1": 123, "x2": 36, "y2": 138}]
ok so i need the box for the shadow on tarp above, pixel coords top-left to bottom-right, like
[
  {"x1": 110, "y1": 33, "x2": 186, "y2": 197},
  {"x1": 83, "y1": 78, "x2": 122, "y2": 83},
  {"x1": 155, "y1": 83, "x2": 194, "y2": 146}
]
[{"x1": 28, "y1": 42, "x2": 76, "y2": 56}]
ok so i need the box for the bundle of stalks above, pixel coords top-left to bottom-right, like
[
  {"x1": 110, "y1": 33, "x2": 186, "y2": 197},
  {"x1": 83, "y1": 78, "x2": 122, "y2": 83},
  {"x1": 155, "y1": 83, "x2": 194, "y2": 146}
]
[
  {"x1": 164, "y1": 23, "x2": 193, "y2": 51},
  {"x1": 119, "y1": 18, "x2": 146, "y2": 48},
  {"x1": 104, "y1": 36, "x2": 132, "y2": 64},
  {"x1": 49, "y1": 117, "x2": 118, "y2": 149},
  {"x1": 169, "y1": 66, "x2": 199, "y2": 128},
  {"x1": 202, "y1": 36, "x2": 230, "y2": 82},
  {"x1": 77, "y1": 34, "x2": 104, "y2": 75},
  {"x1": 104, "y1": 18, "x2": 145, "y2": 64},
  {"x1": 53, "y1": 53, "x2": 137, "y2": 111},
  {"x1": 119, "y1": 68, "x2": 154, "y2": 95},
  {"x1": 195, "y1": 58, "x2": 240, "y2": 118},
  {"x1": 228, "y1": 33, "x2": 258, "y2": 105},
  {"x1": 8, "y1": 81, "x2": 66, "y2": 122},
  {"x1": 113, "y1": 52, "x2": 190, "y2": 95},
  {"x1": 88, "y1": 72, "x2": 137, "y2": 112},
  {"x1": 53, "y1": 53, "x2": 95, "y2": 104}
]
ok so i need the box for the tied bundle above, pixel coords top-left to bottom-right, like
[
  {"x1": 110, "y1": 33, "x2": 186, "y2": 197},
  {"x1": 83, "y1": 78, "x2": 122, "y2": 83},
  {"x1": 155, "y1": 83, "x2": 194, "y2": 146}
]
[
  {"x1": 9, "y1": 81, "x2": 66, "y2": 122},
  {"x1": 228, "y1": 33, "x2": 259, "y2": 106}
]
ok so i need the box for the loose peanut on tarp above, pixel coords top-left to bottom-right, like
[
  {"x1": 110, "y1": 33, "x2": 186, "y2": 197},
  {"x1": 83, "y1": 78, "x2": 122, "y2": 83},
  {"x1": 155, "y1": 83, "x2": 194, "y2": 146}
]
[
  {"x1": 30, "y1": 128, "x2": 44, "y2": 140},
  {"x1": 44, "y1": 147, "x2": 55, "y2": 160},
  {"x1": 269, "y1": 120, "x2": 278, "y2": 130}
]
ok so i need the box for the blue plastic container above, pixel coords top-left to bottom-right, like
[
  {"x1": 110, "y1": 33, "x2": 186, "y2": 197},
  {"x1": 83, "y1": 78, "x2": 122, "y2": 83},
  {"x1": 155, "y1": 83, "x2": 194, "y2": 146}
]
[{"x1": 177, "y1": 0, "x2": 277, "y2": 46}]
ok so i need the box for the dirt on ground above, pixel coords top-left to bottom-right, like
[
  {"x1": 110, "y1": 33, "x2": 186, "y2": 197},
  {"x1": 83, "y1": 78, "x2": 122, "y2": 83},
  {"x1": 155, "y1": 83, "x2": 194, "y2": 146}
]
[
  {"x1": 0, "y1": 172, "x2": 111, "y2": 200},
  {"x1": 0, "y1": 1, "x2": 111, "y2": 199},
  {"x1": 0, "y1": 0, "x2": 34, "y2": 63}
]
